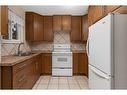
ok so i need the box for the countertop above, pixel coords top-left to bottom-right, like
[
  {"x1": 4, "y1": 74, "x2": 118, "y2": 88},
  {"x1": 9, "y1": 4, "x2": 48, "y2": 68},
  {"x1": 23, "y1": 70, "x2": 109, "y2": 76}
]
[
  {"x1": 0, "y1": 50, "x2": 86, "y2": 66},
  {"x1": 0, "y1": 50, "x2": 53, "y2": 66},
  {"x1": 0, "y1": 52, "x2": 42, "y2": 66},
  {"x1": 72, "y1": 50, "x2": 86, "y2": 53}
]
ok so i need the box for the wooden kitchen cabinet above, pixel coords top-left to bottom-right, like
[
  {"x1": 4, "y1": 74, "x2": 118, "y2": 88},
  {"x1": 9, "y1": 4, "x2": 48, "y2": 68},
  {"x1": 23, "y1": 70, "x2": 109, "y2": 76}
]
[
  {"x1": 25, "y1": 12, "x2": 43, "y2": 41},
  {"x1": 41, "y1": 54, "x2": 45, "y2": 74},
  {"x1": 104, "y1": 6, "x2": 121, "y2": 14},
  {"x1": 88, "y1": 5, "x2": 124, "y2": 26},
  {"x1": 113, "y1": 6, "x2": 127, "y2": 14},
  {"x1": 1, "y1": 54, "x2": 42, "y2": 89},
  {"x1": 71, "y1": 16, "x2": 82, "y2": 42},
  {"x1": 82, "y1": 15, "x2": 88, "y2": 42},
  {"x1": 73, "y1": 53, "x2": 79, "y2": 75},
  {"x1": 78, "y1": 53, "x2": 88, "y2": 76},
  {"x1": 88, "y1": 6, "x2": 104, "y2": 26},
  {"x1": 43, "y1": 16, "x2": 53, "y2": 42},
  {"x1": 73, "y1": 53, "x2": 88, "y2": 76},
  {"x1": 53, "y1": 16, "x2": 62, "y2": 32},
  {"x1": 34, "y1": 54, "x2": 42, "y2": 81},
  {"x1": 53, "y1": 15, "x2": 71, "y2": 32},
  {"x1": 1, "y1": 6, "x2": 8, "y2": 36},
  {"x1": 62, "y1": 15, "x2": 71, "y2": 32},
  {"x1": 43, "y1": 53, "x2": 52, "y2": 74}
]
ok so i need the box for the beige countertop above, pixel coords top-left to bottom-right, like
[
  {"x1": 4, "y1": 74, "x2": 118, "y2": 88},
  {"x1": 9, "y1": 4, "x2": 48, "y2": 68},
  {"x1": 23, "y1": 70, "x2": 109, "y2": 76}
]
[
  {"x1": 0, "y1": 50, "x2": 52, "y2": 66},
  {"x1": 0, "y1": 50, "x2": 86, "y2": 66},
  {"x1": 72, "y1": 50, "x2": 86, "y2": 53},
  {"x1": 32, "y1": 50, "x2": 52, "y2": 53},
  {"x1": 0, "y1": 52, "x2": 42, "y2": 66}
]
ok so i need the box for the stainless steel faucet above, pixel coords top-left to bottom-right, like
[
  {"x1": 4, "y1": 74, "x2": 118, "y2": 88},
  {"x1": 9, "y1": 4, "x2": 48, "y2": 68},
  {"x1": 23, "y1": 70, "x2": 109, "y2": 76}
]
[{"x1": 17, "y1": 42, "x2": 24, "y2": 56}]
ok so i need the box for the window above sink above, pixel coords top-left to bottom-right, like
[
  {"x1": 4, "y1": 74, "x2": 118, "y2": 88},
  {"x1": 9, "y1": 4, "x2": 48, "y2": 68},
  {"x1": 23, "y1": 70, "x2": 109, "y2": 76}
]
[{"x1": 2, "y1": 8, "x2": 24, "y2": 43}]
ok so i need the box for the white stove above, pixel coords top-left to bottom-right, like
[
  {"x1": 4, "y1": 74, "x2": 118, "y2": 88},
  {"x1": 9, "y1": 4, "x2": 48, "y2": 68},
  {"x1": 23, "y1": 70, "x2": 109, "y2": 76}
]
[{"x1": 52, "y1": 44, "x2": 72, "y2": 76}]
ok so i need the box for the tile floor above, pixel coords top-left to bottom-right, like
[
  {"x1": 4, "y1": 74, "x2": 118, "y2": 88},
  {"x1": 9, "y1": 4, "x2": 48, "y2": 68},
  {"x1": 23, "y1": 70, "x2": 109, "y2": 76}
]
[{"x1": 32, "y1": 75, "x2": 89, "y2": 90}]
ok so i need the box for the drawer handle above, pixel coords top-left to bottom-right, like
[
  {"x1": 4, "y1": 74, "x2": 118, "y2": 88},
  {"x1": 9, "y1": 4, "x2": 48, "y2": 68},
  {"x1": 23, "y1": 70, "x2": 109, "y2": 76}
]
[
  {"x1": 18, "y1": 75, "x2": 26, "y2": 82},
  {"x1": 36, "y1": 62, "x2": 38, "y2": 70},
  {"x1": 18, "y1": 64, "x2": 27, "y2": 69}
]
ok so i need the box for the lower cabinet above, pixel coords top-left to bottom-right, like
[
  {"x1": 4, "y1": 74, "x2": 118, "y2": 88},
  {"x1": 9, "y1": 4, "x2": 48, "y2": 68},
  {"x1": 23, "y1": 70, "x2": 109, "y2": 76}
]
[
  {"x1": 41, "y1": 53, "x2": 52, "y2": 75},
  {"x1": 1, "y1": 54, "x2": 42, "y2": 89},
  {"x1": 73, "y1": 53, "x2": 79, "y2": 75},
  {"x1": 34, "y1": 54, "x2": 42, "y2": 82},
  {"x1": 73, "y1": 52, "x2": 88, "y2": 76}
]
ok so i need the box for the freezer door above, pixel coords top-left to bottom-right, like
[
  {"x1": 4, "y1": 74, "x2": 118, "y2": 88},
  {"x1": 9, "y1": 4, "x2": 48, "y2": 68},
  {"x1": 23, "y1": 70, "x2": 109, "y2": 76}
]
[
  {"x1": 88, "y1": 14, "x2": 112, "y2": 75},
  {"x1": 89, "y1": 65, "x2": 111, "y2": 89}
]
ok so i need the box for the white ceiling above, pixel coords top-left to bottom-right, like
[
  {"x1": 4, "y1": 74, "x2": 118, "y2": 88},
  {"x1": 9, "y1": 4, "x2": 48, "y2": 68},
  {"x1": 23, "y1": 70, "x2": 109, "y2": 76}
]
[{"x1": 22, "y1": 6, "x2": 88, "y2": 16}]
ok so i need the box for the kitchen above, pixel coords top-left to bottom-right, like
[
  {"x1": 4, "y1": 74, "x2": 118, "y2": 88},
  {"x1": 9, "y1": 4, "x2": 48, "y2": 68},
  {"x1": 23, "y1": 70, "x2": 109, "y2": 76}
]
[{"x1": 0, "y1": 5, "x2": 127, "y2": 90}]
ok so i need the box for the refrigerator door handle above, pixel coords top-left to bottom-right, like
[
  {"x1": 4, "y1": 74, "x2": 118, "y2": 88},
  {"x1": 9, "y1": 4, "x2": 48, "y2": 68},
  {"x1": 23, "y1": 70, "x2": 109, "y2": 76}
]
[
  {"x1": 90, "y1": 65, "x2": 110, "y2": 80},
  {"x1": 86, "y1": 38, "x2": 89, "y2": 56}
]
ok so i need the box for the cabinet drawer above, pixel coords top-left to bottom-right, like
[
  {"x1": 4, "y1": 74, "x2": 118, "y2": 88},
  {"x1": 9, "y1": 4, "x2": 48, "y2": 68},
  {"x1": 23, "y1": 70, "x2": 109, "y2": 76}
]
[
  {"x1": 13, "y1": 67, "x2": 28, "y2": 89},
  {"x1": 13, "y1": 58, "x2": 33, "y2": 74}
]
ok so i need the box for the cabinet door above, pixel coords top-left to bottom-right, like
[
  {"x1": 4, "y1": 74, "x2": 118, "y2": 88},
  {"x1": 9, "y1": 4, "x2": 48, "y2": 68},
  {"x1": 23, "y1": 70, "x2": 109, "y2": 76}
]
[
  {"x1": 44, "y1": 53, "x2": 52, "y2": 74},
  {"x1": 71, "y1": 16, "x2": 82, "y2": 42},
  {"x1": 88, "y1": 6, "x2": 94, "y2": 26},
  {"x1": 93, "y1": 6, "x2": 104, "y2": 23},
  {"x1": 41, "y1": 54, "x2": 45, "y2": 74},
  {"x1": 78, "y1": 53, "x2": 88, "y2": 76},
  {"x1": 53, "y1": 16, "x2": 62, "y2": 32},
  {"x1": 26, "y1": 12, "x2": 43, "y2": 41},
  {"x1": 73, "y1": 53, "x2": 79, "y2": 75},
  {"x1": 105, "y1": 6, "x2": 120, "y2": 14},
  {"x1": 25, "y1": 12, "x2": 34, "y2": 41},
  {"x1": 88, "y1": 6, "x2": 104, "y2": 26},
  {"x1": 62, "y1": 15, "x2": 71, "y2": 32},
  {"x1": 113, "y1": 6, "x2": 127, "y2": 14},
  {"x1": 34, "y1": 14, "x2": 43, "y2": 41},
  {"x1": 34, "y1": 55, "x2": 41, "y2": 81},
  {"x1": 1, "y1": 6, "x2": 8, "y2": 36},
  {"x1": 43, "y1": 16, "x2": 53, "y2": 41},
  {"x1": 82, "y1": 15, "x2": 88, "y2": 42}
]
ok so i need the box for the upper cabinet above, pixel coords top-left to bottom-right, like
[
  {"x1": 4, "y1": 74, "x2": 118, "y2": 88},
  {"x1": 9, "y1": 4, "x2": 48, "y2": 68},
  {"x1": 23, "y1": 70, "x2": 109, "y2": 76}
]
[
  {"x1": 82, "y1": 15, "x2": 88, "y2": 42},
  {"x1": 0, "y1": 6, "x2": 8, "y2": 36},
  {"x1": 88, "y1": 6, "x2": 104, "y2": 26},
  {"x1": 43, "y1": 16, "x2": 53, "y2": 42},
  {"x1": 88, "y1": 6, "x2": 127, "y2": 26},
  {"x1": 104, "y1": 6, "x2": 121, "y2": 14},
  {"x1": 71, "y1": 16, "x2": 82, "y2": 42},
  {"x1": 53, "y1": 16, "x2": 62, "y2": 32},
  {"x1": 26, "y1": 12, "x2": 43, "y2": 42},
  {"x1": 62, "y1": 15, "x2": 71, "y2": 32},
  {"x1": 53, "y1": 15, "x2": 71, "y2": 32}
]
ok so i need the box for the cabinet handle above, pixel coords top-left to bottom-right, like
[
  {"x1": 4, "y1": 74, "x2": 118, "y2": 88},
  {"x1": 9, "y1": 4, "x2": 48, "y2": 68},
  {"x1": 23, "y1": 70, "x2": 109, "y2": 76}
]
[
  {"x1": 18, "y1": 64, "x2": 27, "y2": 69},
  {"x1": 36, "y1": 62, "x2": 38, "y2": 70},
  {"x1": 18, "y1": 75, "x2": 26, "y2": 82}
]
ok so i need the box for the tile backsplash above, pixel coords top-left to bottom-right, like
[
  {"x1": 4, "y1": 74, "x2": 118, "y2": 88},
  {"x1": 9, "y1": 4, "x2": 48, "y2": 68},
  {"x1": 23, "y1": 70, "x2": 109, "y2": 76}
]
[
  {"x1": 1, "y1": 31, "x2": 86, "y2": 56},
  {"x1": 1, "y1": 42, "x2": 31, "y2": 56},
  {"x1": 31, "y1": 31, "x2": 86, "y2": 51},
  {"x1": 54, "y1": 31, "x2": 70, "y2": 44}
]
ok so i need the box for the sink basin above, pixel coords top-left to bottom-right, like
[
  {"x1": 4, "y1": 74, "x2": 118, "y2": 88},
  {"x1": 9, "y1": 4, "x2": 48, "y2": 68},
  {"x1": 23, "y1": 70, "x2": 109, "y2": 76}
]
[{"x1": 14, "y1": 52, "x2": 36, "y2": 56}]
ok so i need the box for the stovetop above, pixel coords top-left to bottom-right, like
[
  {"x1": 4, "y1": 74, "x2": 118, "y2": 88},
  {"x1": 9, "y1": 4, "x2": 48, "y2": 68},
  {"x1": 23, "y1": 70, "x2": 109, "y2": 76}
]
[{"x1": 53, "y1": 44, "x2": 71, "y2": 52}]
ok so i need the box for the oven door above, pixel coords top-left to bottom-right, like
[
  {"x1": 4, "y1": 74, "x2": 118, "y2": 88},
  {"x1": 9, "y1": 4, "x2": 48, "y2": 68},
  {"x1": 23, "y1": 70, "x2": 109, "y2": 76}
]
[{"x1": 52, "y1": 52, "x2": 72, "y2": 68}]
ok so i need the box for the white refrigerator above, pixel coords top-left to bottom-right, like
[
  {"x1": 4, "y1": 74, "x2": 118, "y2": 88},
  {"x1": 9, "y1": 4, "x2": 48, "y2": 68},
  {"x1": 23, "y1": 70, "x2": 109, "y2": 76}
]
[{"x1": 87, "y1": 13, "x2": 127, "y2": 89}]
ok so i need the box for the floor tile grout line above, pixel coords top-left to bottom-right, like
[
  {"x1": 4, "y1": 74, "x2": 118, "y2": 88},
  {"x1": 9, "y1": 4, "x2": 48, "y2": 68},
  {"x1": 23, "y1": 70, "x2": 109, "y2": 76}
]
[
  {"x1": 33, "y1": 76, "x2": 44, "y2": 89},
  {"x1": 58, "y1": 76, "x2": 60, "y2": 89},
  {"x1": 47, "y1": 76, "x2": 51, "y2": 89},
  {"x1": 74, "y1": 76, "x2": 82, "y2": 89},
  {"x1": 83, "y1": 76, "x2": 89, "y2": 86},
  {"x1": 34, "y1": 75, "x2": 88, "y2": 90},
  {"x1": 67, "y1": 77, "x2": 70, "y2": 89}
]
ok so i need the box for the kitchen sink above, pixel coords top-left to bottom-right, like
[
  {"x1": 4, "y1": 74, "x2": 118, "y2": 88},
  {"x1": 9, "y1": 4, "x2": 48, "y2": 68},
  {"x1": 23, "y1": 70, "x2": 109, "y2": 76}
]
[{"x1": 14, "y1": 52, "x2": 36, "y2": 56}]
